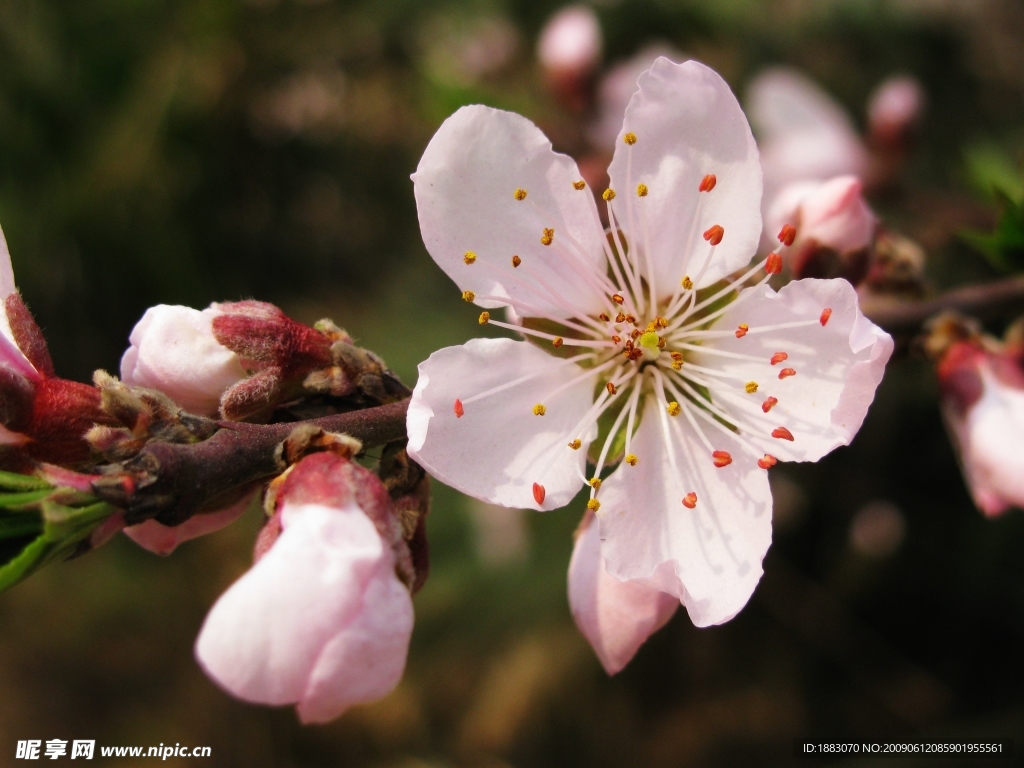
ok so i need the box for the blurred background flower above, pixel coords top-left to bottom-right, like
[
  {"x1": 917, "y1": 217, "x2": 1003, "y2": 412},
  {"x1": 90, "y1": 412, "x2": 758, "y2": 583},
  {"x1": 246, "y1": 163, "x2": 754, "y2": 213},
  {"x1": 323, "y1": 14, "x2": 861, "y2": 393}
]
[{"x1": 2, "y1": 0, "x2": 1024, "y2": 765}]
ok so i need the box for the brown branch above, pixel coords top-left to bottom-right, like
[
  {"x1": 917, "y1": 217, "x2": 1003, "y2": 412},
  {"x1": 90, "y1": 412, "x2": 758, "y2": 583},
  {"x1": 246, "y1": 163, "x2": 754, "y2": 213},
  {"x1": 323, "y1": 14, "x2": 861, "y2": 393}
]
[
  {"x1": 92, "y1": 398, "x2": 411, "y2": 526},
  {"x1": 862, "y1": 275, "x2": 1024, "y2": 336}
]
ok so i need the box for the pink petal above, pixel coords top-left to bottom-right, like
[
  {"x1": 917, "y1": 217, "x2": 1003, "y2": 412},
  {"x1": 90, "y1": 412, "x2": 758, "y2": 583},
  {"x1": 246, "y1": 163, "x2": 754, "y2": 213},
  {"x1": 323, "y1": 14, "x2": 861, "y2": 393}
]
[
  {"x1": 195, "y1": 501, "x2": 412, "y2": 720},
  {"x1": 688, "y1": 278, "x2": 892, "y2": 462},
  {"x1": 412, "y1": 105, "x2": 608, "y2": 319},
  {"x1": 120, "y1": 304, "x2": 247, "y2": 416},
  {"x1": 568, "y1": 514, "x2": 677, "y2": 674},
  {"x1": 407, "y1": 338, "x2": 592, "y2": 510},
  {"x1": 123, "y1": 492, "x2": 255, "y2": 556},
  {"x1": 608, "y1": 58, "x2": 763, "y2": 296},
  {"x1": 0, "y1": 222, "x2": 15, "y2": 301},
  {"x1": 598, "y1": 395, "x2": 773, "y2": 627}
]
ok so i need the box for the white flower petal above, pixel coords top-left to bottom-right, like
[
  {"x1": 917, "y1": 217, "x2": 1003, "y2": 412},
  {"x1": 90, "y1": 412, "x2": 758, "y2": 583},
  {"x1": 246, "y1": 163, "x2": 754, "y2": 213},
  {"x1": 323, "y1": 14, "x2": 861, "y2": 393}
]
[
  {"x1": 690, "y1": 278, "x2": 892, "y2": 462},
  {"x1": 195, "y1": 502, "x2": 410, "y2": 716},
  {"x1": 598, "y1": 395, "x2": 772, "y2": 627},
  {"x1": 608, "y1": 58, "x2": 762, "y2": 295},
  {"x1": 407, "y1": 337, "x2": 594, "y2": 510},
  {"x1": 413, "y1": 105, "x2": 608, "y2": 318},
  {"x1": 568, "y1": 513, "x2": 678, "y2": 674}
]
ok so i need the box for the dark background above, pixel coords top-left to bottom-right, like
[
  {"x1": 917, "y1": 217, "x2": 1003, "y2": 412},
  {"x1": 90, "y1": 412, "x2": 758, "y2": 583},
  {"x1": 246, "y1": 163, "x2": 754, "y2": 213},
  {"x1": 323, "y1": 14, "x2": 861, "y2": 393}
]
[{"x1": 1, "y1": 0, "x2": 1023, "y2": 765}]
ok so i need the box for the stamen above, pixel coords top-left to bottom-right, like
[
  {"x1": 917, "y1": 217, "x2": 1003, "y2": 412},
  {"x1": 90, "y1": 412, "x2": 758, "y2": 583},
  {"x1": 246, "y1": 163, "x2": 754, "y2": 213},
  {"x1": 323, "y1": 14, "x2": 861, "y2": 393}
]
[
  {"x1": 637, "y1": 183, "x2": 649, "y2": 197},
  {"x1": 770, "y1": 352, "x2": 788, "y2": 365},
  {"x1": 587, "y1": 498, "x2": 601, "y2": 511},
  {"x1": 762, "y1": 397, "x2": 778, "y2": 413},
  {"x1": 611, "y1": 294, "x2": 625, "y2": 305},
  {"x1": 681, "y1": 276, "x2": 693, "y2": 290},
  {"x1": 512, "y1": 255, "x2": 521, "y2": 267},
  {"x1": 623, "y1": 375, "x2": 643, "y2": 460},
  {"x1": 541, "y1": 228, "x2": 554, "y2": 246},
  {"x1": 462, "y1": 290, "x2": 475, "y2": 302},
  {"x1": 606, "y1": 381, "x2": 617, "y2": 395},
  {"x1": 745, "y1": 381, "x2": 758, "y2": 393},
  {"x1": 484, "y1": 318, "x2": 617, "y2": 347},
  {"x1": 735, "y1": 324, "x2": 749, "y2": 338},
  {"x1": 589, "y1": 477, "x2": 602, "y2": 490},
  {"x1": 589, "y1": 377, "x2": 637, "y2": 487},
  {"x1": 573, "y1": 180, "x2": 586, "y2": 190},
  {"x1": 533, "y1": 483, "x2": 546, "y2": 504},
  {"x1": 461, "y1": 352, "x2": 597, "y2": 406},
  {"x1": 552, "y1": 337, "x2": 564, "y2": 348},
  {"x1": 532, "y1": 404, "x2": 546, "y2": 416},
  {"x1": 778, "y1": 224, "x2": 796, "y2": 246},
  {"x1": 757, "y1": 454, "x2": 777, "y2": 469},
  {"x1": 672, "y1": 342, "x2": 772, "y2": 364},
  {"x1": 479, "y1": 311, "x2": 490, "y2": 325},
  {"x1": 605, "y1": 201, "x2": 644, "y2": 314},
  {"x1": 454, "y1": 399, "x2": 464, "y2": 418},
  {"x1": 569, "y1": 439, "x2": 582, "y2": 450},
  {"x1": 682, "y1": 492, "x2": 698, "y2": 508},
  {"x1": 765, "y1": 252, "x2": 782, "y2": 274},
  {"x1": 623, "y1": 132, "x2": 637, "y2": 145},
  {"x1": 599, "y1": 312, "x2": 610, "y2": 322},
  {"x1": 712, "y1": 450, "x2": 733, "y2": 468},
  {"x1": 778, "y1": 368, "x2": 796, "y2": 379},
  {"x1": 820, "y1": 308, "x2": 832, "y2": 326},
  {"x1": 602, "y1": 189, "x2": 616, "y2": 201},
  {"x1": 772, "y1": 427, "x2": 795, "y2": 441},
  {"x1": 699, "y1": 174, "x2": 717, "y2": 192},
  {"x1": 703, "y1": 225, "x2": 724, "y2": 246},
  {"x1": 625, "y1": 454, "x2": 638, "y2": 466},
  {"x1": 473, "y1": 294, "x2": 604, "y2": 338},
  {"x1": 464, "y1": 251, "x2": 477, "y2": 265},
  {"x1": 667, "y1": 401, "x2": 681, "y2": 416},
  {"x1": 514, "y1": 188, "x2": 528, "y2": 201}
]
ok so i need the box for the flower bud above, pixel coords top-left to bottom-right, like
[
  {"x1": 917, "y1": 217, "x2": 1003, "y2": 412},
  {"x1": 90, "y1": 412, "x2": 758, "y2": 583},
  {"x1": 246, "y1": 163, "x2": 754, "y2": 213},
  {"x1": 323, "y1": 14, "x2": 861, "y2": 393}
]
[
  {"x1": 195, "y1": 451, "x2": 414, "y2": 723},
  {"x1": 537, "y1": 5, "x2": 602, "y2": 112},
  {"x1": 567, "y1": 512, "x2": 677, "y2": 675},
  {"x1": 868, "y1": 75, "x2": 924, "y2": 150},
  {"x1": 120, "y1": 305, "x2": 246, "y2": 417}
]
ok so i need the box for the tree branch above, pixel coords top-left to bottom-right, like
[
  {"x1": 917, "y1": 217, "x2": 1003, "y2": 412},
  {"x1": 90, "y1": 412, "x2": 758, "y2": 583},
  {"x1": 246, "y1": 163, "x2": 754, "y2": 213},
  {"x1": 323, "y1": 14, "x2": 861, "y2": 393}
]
[
  {"x1": 92, "y1": 398, "x2": 411, "y2": 526},
  {"x1": 862, "y1": 275, "x2": 1024, "y2": 336}
]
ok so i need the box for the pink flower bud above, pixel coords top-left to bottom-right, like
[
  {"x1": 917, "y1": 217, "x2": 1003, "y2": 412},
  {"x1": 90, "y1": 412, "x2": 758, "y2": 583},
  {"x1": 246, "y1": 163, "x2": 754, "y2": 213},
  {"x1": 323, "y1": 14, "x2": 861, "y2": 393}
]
[
  {"x1": 120, "y1": 305, "x2": 247, "y2": 417},
  {"x1": 937, "y1": 341, "x2": 1024, "y2": 517},
  {"x1": 195, "y1": 452, "x2": 414, "y2": 723},
  {"x1": 868, "y1": 75, "x2": 924, "y2": 148},
  {"x1": 567, "y1": 513, "x2": 677, "y2": 675},
  {"x1": 538, "y1": 5, "x2": 601, "y2": 76}
]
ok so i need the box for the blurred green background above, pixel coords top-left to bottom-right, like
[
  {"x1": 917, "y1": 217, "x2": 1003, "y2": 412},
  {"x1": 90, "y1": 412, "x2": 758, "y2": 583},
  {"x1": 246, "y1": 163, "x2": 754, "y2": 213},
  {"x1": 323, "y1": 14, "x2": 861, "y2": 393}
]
[{"x1": 2, "y1": 0, "x2": 1024, "y2": 765}]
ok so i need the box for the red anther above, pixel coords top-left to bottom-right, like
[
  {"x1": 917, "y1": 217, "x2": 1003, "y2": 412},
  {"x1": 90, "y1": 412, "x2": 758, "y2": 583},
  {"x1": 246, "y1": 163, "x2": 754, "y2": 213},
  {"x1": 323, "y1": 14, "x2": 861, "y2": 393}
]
[
  {"x1": 770, "y1": 352, "x2": 788, "y2": 365},
  {"x1": 712, "y1": 450, "x2": 733, "y2": 468},
  {"x1": 778, "y1": 224, "x2": 796, "y2": 246},
  {"x1": 772, "y1": 427, "x2": 795, "y2": 441},
  {"x1": 682, "y1": 492, "x2": 698, "y2": 508},
  {"x1": 699, "y1": 174, "x2": 717, "y2": 193},
  {"x1": 703, "y1": 225, "x2": 725, "y2": 246},
  {"x1": 606, "y1": 382, "x2": 618, "y2": 395},
  {"x1": 761, "y1": 396, "x2": 778, "y2": 413},
  {"x1": 765, "y1": 252, "x2": 782, "y2": 275},
  {"x1": 735, "y1": 323, "x2": 749, "y2": 338},
  {"x1": 611, "y1": 335, "x2": 622, "y2": 344},
  {"x1": 611, "y1": 294, "x2": 625, "y2": 305},
  {"x1": 757, "y1": 454, "x2": 778, "y2": 470},
  {"x1": 820, "y1": 308, "x2": 833, "y2": 326},
  {"x1": 454, "y1": 399, "x2": 464, "y2": 418},
  {"x1": 778, "y1": 367, "x2": 796, "y2": 379},
  {"x1": 599, "y1": 313, "x2": 610, "y2": 322},
  {"x1": 533, "y1": 482, "x2": 546, "y2": 505}
]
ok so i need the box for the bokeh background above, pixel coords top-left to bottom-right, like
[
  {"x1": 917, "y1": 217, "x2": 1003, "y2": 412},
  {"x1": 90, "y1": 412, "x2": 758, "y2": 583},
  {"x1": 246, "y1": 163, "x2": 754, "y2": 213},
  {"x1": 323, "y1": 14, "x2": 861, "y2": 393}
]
[{"x1": 1, "y1": 0, "x2": 1024, "y2": 765}]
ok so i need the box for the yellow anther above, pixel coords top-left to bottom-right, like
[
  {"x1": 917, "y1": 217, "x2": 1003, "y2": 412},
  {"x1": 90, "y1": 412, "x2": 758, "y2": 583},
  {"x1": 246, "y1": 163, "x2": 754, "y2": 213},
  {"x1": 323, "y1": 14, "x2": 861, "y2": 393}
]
[
  {"x1": 623, "y1": 132, "x2": 637, "y2": 145},
  {"x1": 667, "y1": 401, "x2": 681, "y2": 416},
  {"x1": 645, "y1": 321, "x2": 657, "y2": 333},
  {"x1": 658, "y1": 336, "x2": 666, "y2": 349},
  {"x1": 745, "y1": 381, "x2": 759, "y2": 394},
  {"x1": 587, "y1": 498, "x2": 601, "y2": 511},
  {"x1": 625, "y1": 453, "x2": 638, "y2": 466},
  {"x1": 461, "y1": 290, "x2": 475, "y2": 302},
  {"x1": 602, "y1": 188, "x2": 616, "y2": 201},
  {"x1": 541, "y1": 228, "x2": 554, "y2": 246},
  {"x1": 670, "y1": 351, "x2": 683, "y2": 361},
  {"x1": 589, "y1": 477, "x2": 602, "y2": 490},
  {"x1": 478, "y1": 311, "x2": 490, "y2": 324},
  {"x1": 573, "y1": 180, "x2": 586, "y2": 190},
  {"x1": 655, "y1": 316, "x2": 668, "y2": 329},
  {"x1": 636, "y1": 183, "x2": 648, "y2": 197},
  {"x1": 511, "y1": 254, "x2": 521, "y2": 267},
  {"x1": 671, "y1": 360, "x2": 683, "y2": 370},
  {"x1": 514, "y1": 188, "x2": 527, "y2": 201},
  {"x1": 532, "y1": 403, "x2": 546, "y2": 416},
  {"x1": 464, "y1": 251, "x2": 477, "y2": 265},
  {"x1": 606, "y1": 381, "x2": 617, "y2": 395},
  {"x1": 568, "y1": 439, "x2": 582, "y2": 450},
  {"x1": 552, "y1": 336, "x2": 564, "y2": 348},
  {"x1": 682, "y1": 276, "x2": 693, "y2": 290}
]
